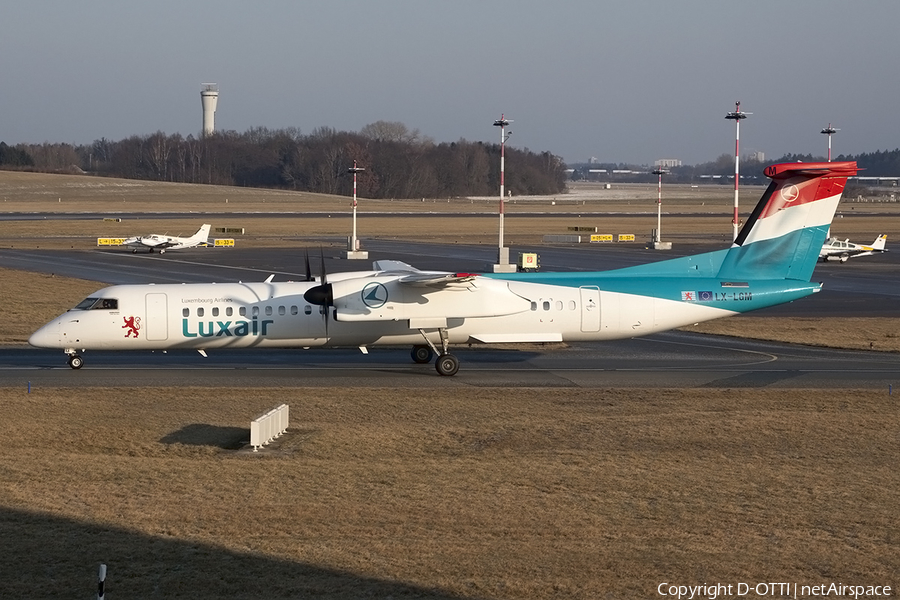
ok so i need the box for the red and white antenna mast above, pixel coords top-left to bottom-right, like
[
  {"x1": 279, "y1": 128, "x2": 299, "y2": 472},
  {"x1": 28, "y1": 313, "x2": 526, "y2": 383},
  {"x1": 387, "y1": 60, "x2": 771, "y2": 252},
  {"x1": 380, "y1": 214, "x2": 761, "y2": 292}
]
[
  {"x1": 821, "y1": 123, "x2": 839, "y2": 162},
  {"x1": 725, "y1": 101, "x2": 750, "y2": 241}
]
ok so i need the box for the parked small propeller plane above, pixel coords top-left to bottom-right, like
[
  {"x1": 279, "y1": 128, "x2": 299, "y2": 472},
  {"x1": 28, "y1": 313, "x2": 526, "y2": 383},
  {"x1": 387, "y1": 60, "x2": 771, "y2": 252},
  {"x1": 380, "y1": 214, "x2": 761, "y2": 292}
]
[
  {"x1": 819, "y1": 233, "x2": 887, "y2": 262},
  {"x1": 122, "y1": 223, "x2": 211, "y2": 253},
  {"x1": 31, "y1": 161, "x2": 858, "y2": 375}
]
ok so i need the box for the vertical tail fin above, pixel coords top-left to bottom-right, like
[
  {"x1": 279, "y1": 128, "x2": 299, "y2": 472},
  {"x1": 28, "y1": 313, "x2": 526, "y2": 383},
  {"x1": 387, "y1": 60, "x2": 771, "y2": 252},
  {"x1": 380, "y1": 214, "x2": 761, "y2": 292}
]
[
  {"x1": 193, "y1": 224, "x2": 212, "y2": 243},
  {"x1": 717, "y1": 161, "x2": 858, "y2": 281},
  {"x1": 871, "y1": 234, "x2": 887, "y2": 251}
]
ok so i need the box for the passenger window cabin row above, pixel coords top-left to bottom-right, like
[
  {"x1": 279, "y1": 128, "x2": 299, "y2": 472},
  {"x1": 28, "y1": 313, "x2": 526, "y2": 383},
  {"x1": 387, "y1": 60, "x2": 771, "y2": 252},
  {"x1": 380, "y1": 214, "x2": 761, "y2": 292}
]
[
  {"x1": 182, "y1": 305, "x2": 316, "y2": 318},
  {"x1": 530, "y1": 300, "x2": 577, "y2": 311},
  {"x1": 74, "y1": 298, "x2": 323, "y2": 317},
  {"x1": 79, "y1": 298, "x2": 578, "y2": 317}
]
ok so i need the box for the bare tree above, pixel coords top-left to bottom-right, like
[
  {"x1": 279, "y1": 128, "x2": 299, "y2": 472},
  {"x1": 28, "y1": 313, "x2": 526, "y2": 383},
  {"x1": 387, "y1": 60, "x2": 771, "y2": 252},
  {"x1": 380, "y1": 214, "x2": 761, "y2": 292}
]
[
  {"x1": 144, "y1": 131, "x2": 171, "y2": 180},
  {"x1": 360, "y1": 120, "x2": 423, "y2": 144}
]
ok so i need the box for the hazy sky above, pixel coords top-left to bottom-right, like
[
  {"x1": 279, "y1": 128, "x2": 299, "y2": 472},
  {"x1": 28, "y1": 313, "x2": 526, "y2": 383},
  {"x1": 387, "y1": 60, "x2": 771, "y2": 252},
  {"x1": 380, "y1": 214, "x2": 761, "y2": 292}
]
[{"x1": 2, "y1": 1, "x2": 897, "y2": 165}]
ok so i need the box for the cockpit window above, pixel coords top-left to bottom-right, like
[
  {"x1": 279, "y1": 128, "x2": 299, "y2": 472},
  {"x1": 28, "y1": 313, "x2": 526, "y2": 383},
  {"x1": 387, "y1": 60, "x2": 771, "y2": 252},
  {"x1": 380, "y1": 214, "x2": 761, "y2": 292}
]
[
  {"x1": 74, "y1": 297, "x2": 100, "y2": 310},
  {"x1": 73, "y1": 297, "x2": 118, "y2": 310}
]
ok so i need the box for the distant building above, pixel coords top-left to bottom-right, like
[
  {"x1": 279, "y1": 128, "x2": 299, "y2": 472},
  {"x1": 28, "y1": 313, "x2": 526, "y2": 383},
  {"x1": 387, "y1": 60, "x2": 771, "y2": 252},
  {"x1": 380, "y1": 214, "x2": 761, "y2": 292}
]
[
  {"x1": 655, "y1": 159, "x2": 682, "y2": 168},
  {"x1": 745, "y1": 151, "x2": 765, "y2": 162}
]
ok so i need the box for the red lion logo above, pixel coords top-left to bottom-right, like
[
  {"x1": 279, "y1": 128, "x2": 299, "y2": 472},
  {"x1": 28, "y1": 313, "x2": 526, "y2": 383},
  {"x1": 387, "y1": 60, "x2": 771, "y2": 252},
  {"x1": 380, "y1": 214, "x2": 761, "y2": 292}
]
[{"x1": 123, "y1": 316, "x2": 141, "y2": 338}]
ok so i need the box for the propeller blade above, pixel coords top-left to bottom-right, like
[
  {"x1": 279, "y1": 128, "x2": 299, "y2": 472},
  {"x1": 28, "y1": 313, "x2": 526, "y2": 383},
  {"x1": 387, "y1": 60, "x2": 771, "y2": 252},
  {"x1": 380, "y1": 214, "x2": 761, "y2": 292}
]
[
  {"x1": 320, "y1": 248, "x2": 329, "y2": 335},
  {"x1": 304, "y1": 249, "x2": 313, "y2": 282},
  {"x1": 303, "y1": 248, "x2": 332, "y2": 305}
]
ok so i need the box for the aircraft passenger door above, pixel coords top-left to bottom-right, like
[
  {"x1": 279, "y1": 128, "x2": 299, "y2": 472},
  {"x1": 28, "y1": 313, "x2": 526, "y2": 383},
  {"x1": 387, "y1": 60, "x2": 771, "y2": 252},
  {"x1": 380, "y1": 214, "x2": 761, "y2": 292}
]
[
  {"x1": 145, "y1": 293, "x2": 168, "y2": 341},
  {"x1": 579, "y1": 286, "x2": 601, "y2": 332}
]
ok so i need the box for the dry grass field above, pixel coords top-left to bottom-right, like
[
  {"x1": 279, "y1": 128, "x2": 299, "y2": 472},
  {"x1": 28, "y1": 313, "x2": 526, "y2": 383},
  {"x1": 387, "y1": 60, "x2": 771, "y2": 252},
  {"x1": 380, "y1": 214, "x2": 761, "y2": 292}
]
[
  {"x1": 2, "y1": 171, "x2": 899, "y2": 598},
  {"x1": 1, "y1": 386, "x2": 898, "y2": 599}
]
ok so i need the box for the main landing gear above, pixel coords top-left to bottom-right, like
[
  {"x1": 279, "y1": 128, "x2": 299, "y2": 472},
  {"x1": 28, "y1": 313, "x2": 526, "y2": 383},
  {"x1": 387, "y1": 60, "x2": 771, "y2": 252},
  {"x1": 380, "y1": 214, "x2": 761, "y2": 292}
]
[
  {"x1": 434, "y1": 353, "x2": 460, "y2": 377},
  {"x1": 410, "y1": 345, "x2": 434, "y2": 364},
  {"x1": 414, "y1": 328, "x2": 460, "y2": 376}
]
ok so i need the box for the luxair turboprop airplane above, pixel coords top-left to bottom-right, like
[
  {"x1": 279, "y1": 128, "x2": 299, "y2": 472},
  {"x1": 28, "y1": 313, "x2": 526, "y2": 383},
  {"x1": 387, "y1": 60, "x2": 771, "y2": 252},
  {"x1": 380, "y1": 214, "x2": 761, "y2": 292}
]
[{"x1": 30, "y1": 161, "x2": 857, "y2": 376}]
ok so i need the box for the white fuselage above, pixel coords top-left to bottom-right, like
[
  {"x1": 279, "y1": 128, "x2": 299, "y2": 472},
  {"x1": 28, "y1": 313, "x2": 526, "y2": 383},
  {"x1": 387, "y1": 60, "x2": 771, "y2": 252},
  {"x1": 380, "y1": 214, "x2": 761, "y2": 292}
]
[{"x1": 28, "y1": 278, "x2": 735, "y2": 353}]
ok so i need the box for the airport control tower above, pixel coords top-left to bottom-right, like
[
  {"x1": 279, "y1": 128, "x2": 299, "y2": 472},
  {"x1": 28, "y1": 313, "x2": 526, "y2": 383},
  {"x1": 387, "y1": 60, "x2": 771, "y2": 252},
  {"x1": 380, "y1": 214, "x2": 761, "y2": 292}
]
[{"x1": 200, "y1": 83, "x2": 219, "y2": 136}]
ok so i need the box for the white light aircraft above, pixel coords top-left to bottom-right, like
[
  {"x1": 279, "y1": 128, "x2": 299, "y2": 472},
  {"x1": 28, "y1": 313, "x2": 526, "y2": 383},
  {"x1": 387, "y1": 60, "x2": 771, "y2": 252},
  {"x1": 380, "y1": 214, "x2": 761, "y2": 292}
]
[
  {"x1": 122, "y1": 223, "x2": 211, "y2": 253},
  {"x1": 819, "y1": 234, "x2": 887, "y2": 262},
  {"x1": 31, "y1": 161, "x2": 857, "y2": 375}
]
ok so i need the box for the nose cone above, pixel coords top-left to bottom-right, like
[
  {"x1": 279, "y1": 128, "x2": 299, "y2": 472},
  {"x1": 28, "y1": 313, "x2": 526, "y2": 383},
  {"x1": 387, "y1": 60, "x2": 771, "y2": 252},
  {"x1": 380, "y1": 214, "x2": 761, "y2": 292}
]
[
  {"x1": 28, "y1": 320, "x2": 60, "y2": 348},
  {"x1": 304, "y1": 283, "x2": 333, "y2": 306}
]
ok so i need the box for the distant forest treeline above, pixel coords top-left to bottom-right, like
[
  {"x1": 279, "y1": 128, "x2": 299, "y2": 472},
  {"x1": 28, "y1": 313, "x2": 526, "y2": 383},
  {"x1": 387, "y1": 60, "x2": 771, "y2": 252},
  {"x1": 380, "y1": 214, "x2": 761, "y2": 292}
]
[
  {"x1": 571, "y1": 149, "x2": 900, "y2": 184},
  {"x1": 0, "y1": 121, "x2": 567, "y2": 199},
  {"x1": 3, "y1": 126, "x2": 898, "y2": 194}
]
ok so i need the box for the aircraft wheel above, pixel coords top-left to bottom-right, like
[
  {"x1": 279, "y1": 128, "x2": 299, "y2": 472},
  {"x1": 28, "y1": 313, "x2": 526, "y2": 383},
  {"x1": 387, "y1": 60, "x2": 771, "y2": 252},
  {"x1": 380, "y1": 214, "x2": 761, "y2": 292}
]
[
  {"x1": 435, "y1": 353, "x2": 459, "y2": 377},
  {"x1": 411, "y1": 345, "x2": 434, "y2": 364},
  {"x1": 840, "y1": 254, "x2": 849, "y2": 263},
  {"x1": 68, "y1": 355, "x2": 84, "y2": 370}
]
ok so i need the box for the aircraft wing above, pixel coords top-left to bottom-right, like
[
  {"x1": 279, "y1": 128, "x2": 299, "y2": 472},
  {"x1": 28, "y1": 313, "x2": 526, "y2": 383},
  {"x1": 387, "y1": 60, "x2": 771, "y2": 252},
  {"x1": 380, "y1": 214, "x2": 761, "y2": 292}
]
[
  {"x1": 373, "y1": 260, "x2": 475, "y2": 288},
  {"x1": 123, "y1": 237, "x2": 167, "y2": 249},
  {"x1": 396, "y1": 272, "x2": 477, "y2": 287}
]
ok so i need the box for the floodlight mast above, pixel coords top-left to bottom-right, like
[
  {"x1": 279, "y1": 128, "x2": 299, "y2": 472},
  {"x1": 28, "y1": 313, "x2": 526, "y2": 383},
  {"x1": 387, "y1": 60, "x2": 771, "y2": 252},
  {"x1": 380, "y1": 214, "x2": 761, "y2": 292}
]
[
  {"x1": 725, "y1": 101, "x2": 750, "y2": 241},
  {"x1": 821, "y1": 123, "x2": 839, "y2": 162},
  {"x1": 348, "y1": 161, "x2": 365, "y2": 252},
  {"x1": 493, "y1": 114, "x2": 512, "y2": 265},
  {"x1": 652, "y1": 168, "x2": 667, "y2": 244}
]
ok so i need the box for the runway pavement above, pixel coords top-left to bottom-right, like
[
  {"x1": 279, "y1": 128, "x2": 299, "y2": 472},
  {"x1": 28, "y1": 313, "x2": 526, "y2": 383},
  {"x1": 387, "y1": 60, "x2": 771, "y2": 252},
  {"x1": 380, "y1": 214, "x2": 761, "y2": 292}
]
[
  {"x1": 1, "y1": 332, "x2": 897, "y2": 389},
  {"x1": 1, "y1": 240, "x2": 897, "y2": 388}
]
